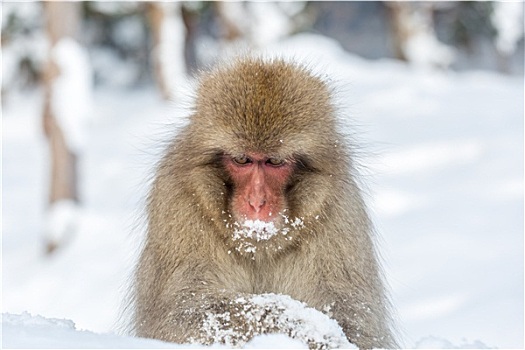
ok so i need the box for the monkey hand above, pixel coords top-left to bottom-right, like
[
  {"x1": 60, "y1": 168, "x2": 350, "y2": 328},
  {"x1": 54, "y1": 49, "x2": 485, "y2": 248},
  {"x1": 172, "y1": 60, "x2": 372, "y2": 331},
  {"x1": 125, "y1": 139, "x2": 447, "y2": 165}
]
[{"x1": 196, "y1": 293, "x2": 354, "y2": 349}]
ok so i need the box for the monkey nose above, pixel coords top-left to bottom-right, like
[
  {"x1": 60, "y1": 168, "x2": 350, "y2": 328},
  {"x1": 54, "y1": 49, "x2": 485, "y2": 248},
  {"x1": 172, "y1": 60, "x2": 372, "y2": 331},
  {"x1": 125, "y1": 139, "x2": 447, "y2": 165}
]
[{"x1": 248, "y1": 197, "x2": 266, "y2": 213}]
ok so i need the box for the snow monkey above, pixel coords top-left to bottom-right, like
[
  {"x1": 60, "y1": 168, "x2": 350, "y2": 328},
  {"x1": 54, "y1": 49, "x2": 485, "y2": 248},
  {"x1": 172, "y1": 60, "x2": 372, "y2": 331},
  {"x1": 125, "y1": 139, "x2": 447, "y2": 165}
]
[{"x1": 130, "y1": 57, "x2": 397, "y2": 349}]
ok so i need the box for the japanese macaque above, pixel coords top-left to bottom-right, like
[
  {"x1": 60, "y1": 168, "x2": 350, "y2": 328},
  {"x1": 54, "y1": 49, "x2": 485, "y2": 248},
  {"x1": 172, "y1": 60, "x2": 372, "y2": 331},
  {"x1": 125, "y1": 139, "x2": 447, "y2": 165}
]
[{"x1": 130, "y1": 57, "x2": 397, "y2": 349}]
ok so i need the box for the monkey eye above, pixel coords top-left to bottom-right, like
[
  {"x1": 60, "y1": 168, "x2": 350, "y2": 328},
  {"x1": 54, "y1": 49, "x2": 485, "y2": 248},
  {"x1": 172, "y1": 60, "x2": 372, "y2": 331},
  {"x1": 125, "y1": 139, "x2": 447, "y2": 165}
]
[
  {"x1": 233, "y1": 155, "x2": 251, "y2": 165},
  {"x1": 266, "y1": 157, "x2": 285, "y2": 167}
]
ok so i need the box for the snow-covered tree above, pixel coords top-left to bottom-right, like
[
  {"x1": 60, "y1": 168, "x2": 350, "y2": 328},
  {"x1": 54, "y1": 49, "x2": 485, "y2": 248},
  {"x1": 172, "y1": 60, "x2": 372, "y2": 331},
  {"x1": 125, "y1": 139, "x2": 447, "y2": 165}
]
[
  {"x1": 491, "y1": 1, "x2": 524, "y2": 73},
  {"x1": 1, "y1": 2, "x2": 46, "y2": 94},
  {"x1": 213, "y1": 2, "x2": 306, "y2": 49},
  {"x1": 42, "y1": 2, "x2": 92, "y2": 254},
  {"x1": 146, "y1": 2, "x2": 188, "y2": 100},
  {"x1": 386, "y1": 2, "x2": 455, "y2": 69}
]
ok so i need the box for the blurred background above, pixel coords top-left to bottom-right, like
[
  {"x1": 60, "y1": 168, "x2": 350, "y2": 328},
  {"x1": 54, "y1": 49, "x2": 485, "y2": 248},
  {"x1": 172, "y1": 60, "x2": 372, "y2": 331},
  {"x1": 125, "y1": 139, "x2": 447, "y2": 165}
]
[
  {"x1": 2, "y1": 1, "x2": 523, "y2": 348},
  {"x1": 3, "y1": 2, "x2": 524, "y2": 96}
]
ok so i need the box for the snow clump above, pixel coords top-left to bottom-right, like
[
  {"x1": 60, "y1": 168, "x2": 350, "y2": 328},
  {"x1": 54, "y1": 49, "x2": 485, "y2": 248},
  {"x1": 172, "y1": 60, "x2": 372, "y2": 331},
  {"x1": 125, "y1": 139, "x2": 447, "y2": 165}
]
[
  {"x1": 230, "y1": 217, "x2": 305, "y2": 255},
  {"x1": 198, "y1": 293, "x2": 354, "y2": 349}
]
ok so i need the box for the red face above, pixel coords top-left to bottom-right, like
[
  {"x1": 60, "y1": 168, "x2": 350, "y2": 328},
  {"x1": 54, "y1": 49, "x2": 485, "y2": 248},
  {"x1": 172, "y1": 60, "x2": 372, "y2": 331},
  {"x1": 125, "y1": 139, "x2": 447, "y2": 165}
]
[{"x1": 224, "y1": 153, "x2": 294, "y2": 223}]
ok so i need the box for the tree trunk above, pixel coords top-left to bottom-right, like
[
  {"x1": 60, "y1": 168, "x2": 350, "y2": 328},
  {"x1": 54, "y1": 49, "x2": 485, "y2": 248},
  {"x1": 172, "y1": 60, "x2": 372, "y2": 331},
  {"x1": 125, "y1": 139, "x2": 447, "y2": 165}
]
[
  {"x1": 42, "y1": 2, "x2": 82, "y2": 254},
  {"x1": 214, "y1": 2, "x2": 245, "y2": 42},
  {"x1": 147, "y1": 2, "x2": 187, "y2": 100},
  {"x1": 386, "y1": 1, "x2": 411, "y2": 61}
]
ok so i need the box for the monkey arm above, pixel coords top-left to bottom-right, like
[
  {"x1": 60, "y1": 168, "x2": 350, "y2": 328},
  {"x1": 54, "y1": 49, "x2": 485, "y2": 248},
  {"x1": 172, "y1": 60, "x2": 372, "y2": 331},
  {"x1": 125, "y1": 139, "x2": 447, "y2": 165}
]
[
  {"x1": 135, "y1": 262, "x2": 349, "y2": 349},
  {"x1": 304, "y1": 236, "x2": 398, "y2": 349}
]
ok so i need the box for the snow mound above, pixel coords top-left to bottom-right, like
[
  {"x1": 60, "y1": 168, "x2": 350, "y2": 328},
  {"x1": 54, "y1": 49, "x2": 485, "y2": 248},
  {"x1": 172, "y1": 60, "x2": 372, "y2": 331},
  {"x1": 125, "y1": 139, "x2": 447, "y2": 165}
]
[
  {"x1": 244, "y1": 334, "x2": 307, "y2": 349},
  {"x1": 2, "y1": 310, "x2": 351, "y2": 349},
  {"x1": 199, "y1": 293, "x2": 354, "y2": 349},
  {"x1": 250, "y1": 294, "x2": 354, "y2": 349},
  {"x1": 1, "y1": 312, "x2": 177, "y2": 349},
  {"x1": 414, "y1": 335, "x2": 494, "y2": 349},
  {"x1": 3, "y1": 311, "x2": 75, "y2": 329}
]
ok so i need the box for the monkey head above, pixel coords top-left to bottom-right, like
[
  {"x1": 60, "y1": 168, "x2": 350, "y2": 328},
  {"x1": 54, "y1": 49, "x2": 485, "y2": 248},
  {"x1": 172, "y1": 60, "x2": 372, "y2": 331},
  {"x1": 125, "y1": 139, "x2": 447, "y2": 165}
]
[{"x1": 178, "y1": 58, "x2": 349, "y2": 258}]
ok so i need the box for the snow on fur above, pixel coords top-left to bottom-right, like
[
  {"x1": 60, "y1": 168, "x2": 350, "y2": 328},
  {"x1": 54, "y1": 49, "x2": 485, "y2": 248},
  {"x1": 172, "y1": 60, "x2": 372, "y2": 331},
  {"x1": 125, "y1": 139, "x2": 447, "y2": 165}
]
[{"x1": 196, "y1": 293, "x2": 354, "y2": 349}]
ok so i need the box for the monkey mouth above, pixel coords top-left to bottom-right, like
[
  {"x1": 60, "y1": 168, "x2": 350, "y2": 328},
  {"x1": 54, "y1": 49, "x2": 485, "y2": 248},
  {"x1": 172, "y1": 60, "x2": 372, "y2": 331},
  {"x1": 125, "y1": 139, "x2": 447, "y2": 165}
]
[
  {"x1": 230, "y1": 214, "x2": 305, "y2": 242},
  {"x1": 228, "y1": 216, "x2": 304, "y2": 257},
  {"x1": 228, "y1": 213, "x2": 304, "y2": 242},
  {"x1": 230, "y1": 219, "x2": 292, "y2": 256},
  {"x1": 232, "y1": 219, "x2": 285, "y2": 242}
]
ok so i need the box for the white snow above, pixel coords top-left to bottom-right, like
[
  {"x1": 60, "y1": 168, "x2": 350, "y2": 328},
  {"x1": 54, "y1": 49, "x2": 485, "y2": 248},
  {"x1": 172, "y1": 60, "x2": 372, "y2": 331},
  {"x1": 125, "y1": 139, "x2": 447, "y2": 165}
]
[
  {"x1": 248, "y1": 2, "x2": 292, "y2": 47},
  {"x1": 231, "y1": 219, "x2": 282, "y2": 255},
  {"x1": 384, "y1": 4, "x2": 455, "y2": 68},
  {"x1": 156, "y1": 2, "x2": 188, "y2": 100},
  {"x1": 196, "y1": 293, "x2": 353, "y2": 348},
  {"x1": 2, "y1": 309, "x2": 344, "y2": 349},
  {"x1": 214, "y1": 2, "x2": 294, "y2": 48},
  {"x1": 44, "y1": 199, "x2": 80, "y2": 247},
  {"x1": 231, "y1": 220, "x2": 282, "y2": 260},
  {"x1": 230, "y1": 217, "x2": 303, "y2": 255},
  {"x1": 403, "y1": 29, "x2": 455, "y2": 69},
  {"x1": 249, "y1": 294, "x2": 353, "y2": 349},
  {"x1": 2, "y1": 33, "x2": 523, "y2": 348},
  {"x1": 233, "y1": 219, "x2": 281, "y2": 241},
  {"x1": 51, "y1": 37, "x2": 93, "y2": 153},
  {"x1": 244, "y1": 334, "x2": 307, "y2": 349},
  {"x1": 1, "y1": 312, "x2": 191, "y2": 349},
  {"x1": 491, "y1": 1, "x2": 525, "y2": 55},
  {"x1": 414, "y1": 335, "x2": 494, "y2": 349},
  {"x1": 1, "y1": 2, "x2": 47, "y2": 90}
]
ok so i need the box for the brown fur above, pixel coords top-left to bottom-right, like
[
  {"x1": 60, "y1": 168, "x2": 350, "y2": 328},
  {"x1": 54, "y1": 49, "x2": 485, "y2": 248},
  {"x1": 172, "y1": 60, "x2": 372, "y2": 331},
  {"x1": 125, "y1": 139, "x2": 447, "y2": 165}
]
[{"x1": 130, "y1": 58, "x2": 397, "y2": 348}]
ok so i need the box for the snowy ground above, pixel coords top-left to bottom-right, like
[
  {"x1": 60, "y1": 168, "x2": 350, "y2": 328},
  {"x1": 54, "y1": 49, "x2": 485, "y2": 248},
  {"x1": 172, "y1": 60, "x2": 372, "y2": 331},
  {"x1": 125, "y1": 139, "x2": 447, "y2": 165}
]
[{"x1": 2, "y1": 34, "x2": 523, "y2": 348}]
